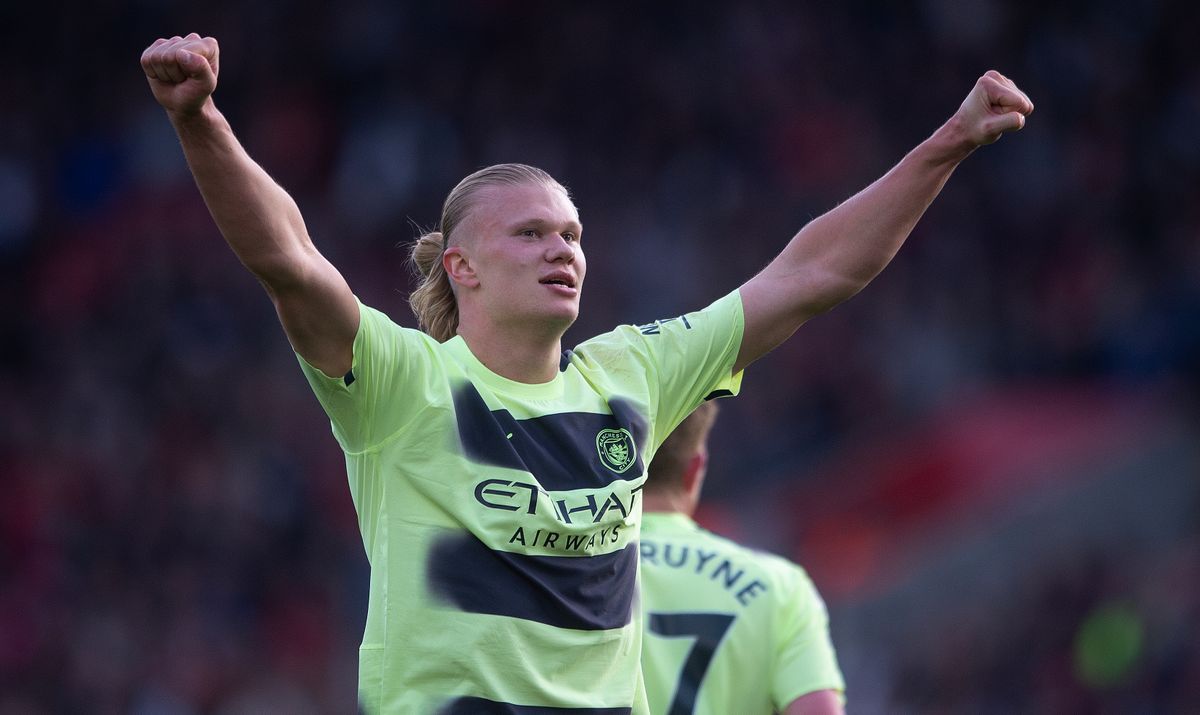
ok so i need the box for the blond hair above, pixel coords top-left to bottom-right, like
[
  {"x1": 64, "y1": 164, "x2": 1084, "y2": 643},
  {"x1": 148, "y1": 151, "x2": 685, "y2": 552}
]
[
  {"x1": 408, "y1": 164, "x2": 569, "y2": 342},
  {"x1": 646, "y1": 401, "x2": 720, "y2": 493}
]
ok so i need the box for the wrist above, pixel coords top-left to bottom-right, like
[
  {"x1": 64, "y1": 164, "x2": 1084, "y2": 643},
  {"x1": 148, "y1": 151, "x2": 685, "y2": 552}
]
[
  {"x1": 921, "y1": 115, "x2": 978, "y2": 165},
  {"x1": 168, "y1": 98, "x2": 222, "y2": 134}
]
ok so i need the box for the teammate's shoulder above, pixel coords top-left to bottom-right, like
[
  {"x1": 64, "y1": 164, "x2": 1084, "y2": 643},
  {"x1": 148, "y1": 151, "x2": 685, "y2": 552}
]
[{"x1": 706, "y1": 530, "x2": 813, "y2": 588}]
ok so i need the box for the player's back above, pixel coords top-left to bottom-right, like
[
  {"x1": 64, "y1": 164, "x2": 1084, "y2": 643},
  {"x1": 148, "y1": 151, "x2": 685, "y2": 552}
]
[{"x1": 638, "y1": 512, "x2": 844, "y2": 715}]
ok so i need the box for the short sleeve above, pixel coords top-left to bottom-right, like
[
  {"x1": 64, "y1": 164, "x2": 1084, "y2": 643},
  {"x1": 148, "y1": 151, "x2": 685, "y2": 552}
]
[
  {"x1": 628, "y1": 290, "x2": 745, "y2": 449},
  {"x1": 296, "y1": 299, "x2": 440, "y2": 453},
  {"x1": 771, "y1": 566, "x2": 846, "y2": 709}
]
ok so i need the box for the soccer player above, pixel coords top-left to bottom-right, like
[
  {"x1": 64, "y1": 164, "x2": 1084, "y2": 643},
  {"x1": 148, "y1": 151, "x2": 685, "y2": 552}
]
[
  {"x1": 640, "y1": 402, "x2": 844, "y2": 715},
  {"x1": 140, "y1": 32, "x2": 1031, "y2": 714}
]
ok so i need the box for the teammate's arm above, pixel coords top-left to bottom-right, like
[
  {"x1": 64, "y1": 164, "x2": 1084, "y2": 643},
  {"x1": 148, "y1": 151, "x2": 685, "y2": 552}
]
[
  {"x1": 141, "y1": 34, "x2": 358, "y2": 377},
  {"x1": 733, "y1": 72, "x2": 1033, "y2": 373},
  {"x1": 783, "y1": 689, "x2": 844, "y2": 715}
]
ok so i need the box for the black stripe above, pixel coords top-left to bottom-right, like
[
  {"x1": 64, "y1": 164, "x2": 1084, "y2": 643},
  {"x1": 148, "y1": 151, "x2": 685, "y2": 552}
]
[
  {"x1": 427, "y1": 533, "x2": 637, "y2": 631},
  {"x1": 452, "y1": 383, "x2": 648, "y2": 490},
  {"x1": 438, "y1": 697, "x2": 631, "y2": 715},
  {"x1": 702, "y1": 388, "x2": 733, "y2": 401},
  {"x1": 648, "y1": 612, "x2": 735, "y2": 715}
]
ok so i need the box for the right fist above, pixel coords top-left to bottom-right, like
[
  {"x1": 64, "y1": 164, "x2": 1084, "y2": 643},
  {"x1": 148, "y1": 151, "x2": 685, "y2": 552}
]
[{"x1": 140, "y1": 34, "x2": 220, "y2": 118}]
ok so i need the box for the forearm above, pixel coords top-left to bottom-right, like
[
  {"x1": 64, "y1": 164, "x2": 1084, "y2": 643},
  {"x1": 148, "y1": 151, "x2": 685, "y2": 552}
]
[
  {"x1": 143, "y1": 34, "x2": 358, "y2": 375},
  {"x1": 771, "y1": 118, "x2": 974, "y2": 315},
  {"x1": 734, "y1": 70, "x2": 1031, "y2": 372},
  {"x1": 170, "y1": 99, "x2": 314, "y2": 288},
  {"x1": 735, "y1": 119, "x2": 980, "y2": 372}
]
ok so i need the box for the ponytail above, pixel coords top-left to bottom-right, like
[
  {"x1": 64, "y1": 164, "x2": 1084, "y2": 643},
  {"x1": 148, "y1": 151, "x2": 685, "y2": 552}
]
[{"x1": 408, "y1": 231, "x2": 459, "y2": 342}]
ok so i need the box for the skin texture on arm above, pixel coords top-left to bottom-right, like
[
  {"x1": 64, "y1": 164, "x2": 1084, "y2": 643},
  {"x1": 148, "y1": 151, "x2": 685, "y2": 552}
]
[
  {"x1": 734, "y1": 72, "x2": 1033, "y2": 373},
  {"x1": 784, "y1": 688, "x2": 844, "y2": 715},
  {"x1": 141, "y1": 35, "x2": 358, "y2": 377}
]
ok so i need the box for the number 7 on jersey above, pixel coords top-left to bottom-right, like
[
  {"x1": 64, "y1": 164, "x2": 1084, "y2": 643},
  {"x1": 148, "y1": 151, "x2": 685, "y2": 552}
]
[{"x1": 647, "y1": 612, "x2": 736, "y2": 715}]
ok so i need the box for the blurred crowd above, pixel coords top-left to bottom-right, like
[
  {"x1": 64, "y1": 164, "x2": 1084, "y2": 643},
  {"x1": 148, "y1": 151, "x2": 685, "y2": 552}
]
[{"x1": 2, "y1": 1, "x2": 1198, "y2": 712}]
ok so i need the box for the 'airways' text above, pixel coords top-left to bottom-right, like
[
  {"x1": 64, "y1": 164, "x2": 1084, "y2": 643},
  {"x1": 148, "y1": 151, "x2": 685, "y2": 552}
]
[{"x1": 508, "y1": 523, "x2": 624, "y2": 553}]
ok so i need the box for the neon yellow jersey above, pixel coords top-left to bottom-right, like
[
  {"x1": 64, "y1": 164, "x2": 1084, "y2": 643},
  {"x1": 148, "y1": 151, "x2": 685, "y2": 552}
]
[
  {"x1": 639, "y1": 513, "x2": 844, "y2": 715},
  {"x1": 297, "y1": 292, "x2": 744, "y2": 714}
]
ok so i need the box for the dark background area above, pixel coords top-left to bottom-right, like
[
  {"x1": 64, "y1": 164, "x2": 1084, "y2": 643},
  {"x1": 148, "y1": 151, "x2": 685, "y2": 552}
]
[{"x1": 2, "y1": 1, "x2": 1198, "y2": 712}]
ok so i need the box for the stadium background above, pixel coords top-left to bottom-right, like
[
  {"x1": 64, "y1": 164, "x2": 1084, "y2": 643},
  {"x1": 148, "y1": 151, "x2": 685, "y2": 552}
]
[{"x1": 2, "y1": 1, "x2": 1198, "y2": 711}]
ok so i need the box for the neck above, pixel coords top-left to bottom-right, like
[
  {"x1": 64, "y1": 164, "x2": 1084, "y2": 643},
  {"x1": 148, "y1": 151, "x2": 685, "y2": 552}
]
[
  {"x1": 642, "y1": 491, "x2": 695, "y2": 517},
  {"x1": 456, "y1": 319, "x2": 563, "y2": 384}
]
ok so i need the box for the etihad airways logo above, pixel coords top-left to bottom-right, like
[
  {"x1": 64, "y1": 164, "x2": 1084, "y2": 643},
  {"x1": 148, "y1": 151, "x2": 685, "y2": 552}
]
[
  {"x1": 473, "y1": 478, "x2": 640, "y2": 552},
  {"x1": 474, "y1": 478, "x2": 643, "y2": 526}
]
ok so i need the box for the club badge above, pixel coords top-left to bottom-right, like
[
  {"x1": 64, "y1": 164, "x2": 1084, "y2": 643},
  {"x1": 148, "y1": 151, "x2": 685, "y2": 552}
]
[{"x1": 596, "y1": 428, "x2": 637, "y2": 473}]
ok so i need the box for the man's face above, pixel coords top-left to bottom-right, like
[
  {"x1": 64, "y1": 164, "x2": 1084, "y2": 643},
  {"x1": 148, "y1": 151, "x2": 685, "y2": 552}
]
[{"x1": 456, "y1": 182, "x2": 586, "y2": 335}]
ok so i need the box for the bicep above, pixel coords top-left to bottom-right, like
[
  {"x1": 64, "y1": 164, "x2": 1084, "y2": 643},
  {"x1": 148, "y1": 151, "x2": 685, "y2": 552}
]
[
  {"x1": 782, "y1": 689, "x2": 844, "y2": 715},
  {"x1": 735, "y1": 275, "x2": 795, "y2": 374},
  {"x1": 734, "y1": 261, "x2": 859, "y2": 374},
  {"x1": 266, "y1": 249, "x2": 360, "y2": 378}
]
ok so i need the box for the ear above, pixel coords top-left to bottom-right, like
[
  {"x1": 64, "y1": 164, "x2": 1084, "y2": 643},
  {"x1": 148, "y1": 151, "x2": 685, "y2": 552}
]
[
  {"x1": 682, "y1": 451, "x2": 708, "y2": 495},
  {"x1": 444, "y1": 246, "x2": 479, "y2": 289}
]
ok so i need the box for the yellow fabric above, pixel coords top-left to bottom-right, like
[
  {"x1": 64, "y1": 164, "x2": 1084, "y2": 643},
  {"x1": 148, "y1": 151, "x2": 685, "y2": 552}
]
[
  {"x1": 639, "y1": 513, "x2": 844, "y2": 715},
  {"x1": 297, "y1": 292, "x2": 744, "y2": 713}
]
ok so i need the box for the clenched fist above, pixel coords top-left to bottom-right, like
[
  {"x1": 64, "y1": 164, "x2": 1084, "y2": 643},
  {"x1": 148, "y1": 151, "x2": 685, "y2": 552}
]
[
  {"x1": 140, "y1": 33, "x2": 220, "y2": 119},
  {"x1": 953, "y1": 70, "x2": 1034, "y2": 147}
]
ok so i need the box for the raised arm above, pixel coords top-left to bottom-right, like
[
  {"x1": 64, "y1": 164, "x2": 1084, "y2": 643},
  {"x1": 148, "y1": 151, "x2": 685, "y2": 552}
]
[
  {"x1": 734, "y1": 71, "x2": 1033, "y2": 373},
  {"x1": 141, "y1": 34, "x2": 358, "y2": 377}
]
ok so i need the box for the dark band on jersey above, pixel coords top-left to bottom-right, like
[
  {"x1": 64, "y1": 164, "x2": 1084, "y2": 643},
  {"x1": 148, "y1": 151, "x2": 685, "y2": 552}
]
[
  {"x1": 427, "y1": 534, "x2": 637, "y2": 631},
  {"x1": 452, "y1": 384, "x2": 648, "y2": 489}
]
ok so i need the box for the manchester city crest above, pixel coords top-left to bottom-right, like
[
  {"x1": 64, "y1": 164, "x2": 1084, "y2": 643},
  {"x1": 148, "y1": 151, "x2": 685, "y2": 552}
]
[{"x1": 595, "y1": 427, "x2": 637, "y2": 473}]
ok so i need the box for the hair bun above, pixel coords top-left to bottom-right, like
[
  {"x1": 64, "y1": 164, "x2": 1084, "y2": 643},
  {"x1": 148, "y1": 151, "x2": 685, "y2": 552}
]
[{"x1": 413, "y1": 231, "x2": 444, "y2": 278}]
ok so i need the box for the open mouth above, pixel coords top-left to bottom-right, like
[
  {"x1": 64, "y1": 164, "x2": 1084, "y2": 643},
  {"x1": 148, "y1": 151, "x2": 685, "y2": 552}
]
[{"x1": 540, "y1": 276, "x2": 577, "y2": 288}]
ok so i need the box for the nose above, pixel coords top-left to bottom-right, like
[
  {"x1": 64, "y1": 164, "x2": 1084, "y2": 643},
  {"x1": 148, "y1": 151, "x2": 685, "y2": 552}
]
[{"x1": 545, "y1": 233, "x2": 576, "y2": 263}]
